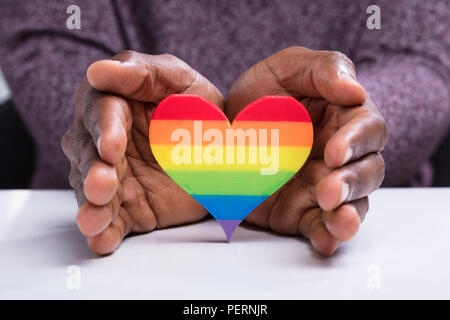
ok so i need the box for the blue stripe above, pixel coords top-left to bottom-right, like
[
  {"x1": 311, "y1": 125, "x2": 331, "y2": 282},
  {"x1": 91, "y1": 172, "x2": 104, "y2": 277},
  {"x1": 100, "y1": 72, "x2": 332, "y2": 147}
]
[{"x1": 191, "y1": 194, "x2": 268, "y2": 220}]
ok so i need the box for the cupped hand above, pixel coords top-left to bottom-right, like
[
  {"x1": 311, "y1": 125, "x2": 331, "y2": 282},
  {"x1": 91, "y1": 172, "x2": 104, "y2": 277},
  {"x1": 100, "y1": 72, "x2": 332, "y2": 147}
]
[
  {"x1": 226, "y1": 46, "x2": 387, "y2": 256},
  {"x1": 62, "y1": 51, "x2": 224, "y2": 255}
]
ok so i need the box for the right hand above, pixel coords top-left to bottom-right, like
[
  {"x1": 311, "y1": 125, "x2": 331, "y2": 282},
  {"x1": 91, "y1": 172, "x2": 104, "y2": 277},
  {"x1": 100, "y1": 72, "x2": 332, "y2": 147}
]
[
  {"x1": 62, "y1": 50, "x2": 224, "y2": 255},
  {"x1": 226, "y1": 46, "x2": 387, "y2": 256}
]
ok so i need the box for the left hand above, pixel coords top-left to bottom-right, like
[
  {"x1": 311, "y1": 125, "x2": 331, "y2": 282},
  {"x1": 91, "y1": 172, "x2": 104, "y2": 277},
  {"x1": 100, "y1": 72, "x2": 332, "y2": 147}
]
[
  {"x1": 226, "y1": 46, "x2": 387, "y2": 256},
  {"x1": 62, "y1": 51, "x2": 224, "y2": 255}
]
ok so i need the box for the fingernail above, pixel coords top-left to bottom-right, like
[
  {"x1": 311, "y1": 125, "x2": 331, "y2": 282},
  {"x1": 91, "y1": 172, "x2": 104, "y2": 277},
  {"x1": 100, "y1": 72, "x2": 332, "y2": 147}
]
[
  {"x1": 343, "y1": 148, "x2": 353, "y2": 164},
  {"x1": 340, "y1": 182, "x2": 350, "y2": 203},
  {"x1": 338, "y1": 71, "x2": 357, "y2": 84},
  {"x1": 96, "y1": 137, "x2": 103, "y2": 158},
  {"x1": 120, "y1": 61, "x2": 138, "y2": 67},
  {"x1": 105, "y1": 60, "x2": 137, "y2": 67}
]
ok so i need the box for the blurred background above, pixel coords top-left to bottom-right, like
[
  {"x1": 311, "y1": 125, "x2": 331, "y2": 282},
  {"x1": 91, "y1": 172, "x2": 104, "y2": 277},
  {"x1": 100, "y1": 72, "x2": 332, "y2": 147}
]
[{"x1": 0, "y1": 68, "x2": 35, "y2": 189}]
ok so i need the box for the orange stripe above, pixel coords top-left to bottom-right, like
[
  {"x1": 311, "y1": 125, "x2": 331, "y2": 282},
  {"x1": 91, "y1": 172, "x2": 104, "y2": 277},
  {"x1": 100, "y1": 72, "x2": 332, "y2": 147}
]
[{"x1": 149, "y1": 120, "x2": 313, "y2": 146}]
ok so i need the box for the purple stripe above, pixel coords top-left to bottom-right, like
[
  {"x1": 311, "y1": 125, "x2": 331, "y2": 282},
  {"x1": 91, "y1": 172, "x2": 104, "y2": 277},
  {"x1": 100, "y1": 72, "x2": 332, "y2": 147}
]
[{"x1": 217, "y1": 220, "x2": 242, "y2": 242}]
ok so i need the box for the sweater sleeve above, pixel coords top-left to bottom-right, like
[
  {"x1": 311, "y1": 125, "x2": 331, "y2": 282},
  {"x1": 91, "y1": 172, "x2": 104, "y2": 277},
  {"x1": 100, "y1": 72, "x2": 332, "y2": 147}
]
[
  {"x1": 353, "y1": 0, "x2": 450, "y2": 186},
  {"x1": 0, "y1": 0, "x2": 125, "y2": 188}
]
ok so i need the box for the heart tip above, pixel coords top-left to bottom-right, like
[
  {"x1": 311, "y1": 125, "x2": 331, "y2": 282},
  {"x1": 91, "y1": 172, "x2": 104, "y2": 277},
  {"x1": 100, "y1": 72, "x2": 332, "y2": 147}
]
[{"x1": 217, "y1": 220, "x2": 242, "y2": 243}]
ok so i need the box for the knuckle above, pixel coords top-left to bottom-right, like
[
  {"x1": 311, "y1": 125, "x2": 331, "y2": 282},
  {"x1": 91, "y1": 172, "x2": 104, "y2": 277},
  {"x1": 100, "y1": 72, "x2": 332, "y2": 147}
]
[
  {"x1": 328, "y1": 50, "x2": 351, "y2": 63},
  {"x1": 158, "y1": 53, "x2": 178, "y2": 62},
  {"x1": 306, "y1": 160, "x2": 331, "y2": 184},
  {"x1": 265, "y1": 47, "x2": 310, "y2": 89},
  {"x1": 358, "y1": 197, "x2": 370, "y2": 223},
  {"x1": 158, "y1": 53, "x2": 192, "y2": 74},
  {"x1": 118, "y1": 49, "x2": 135, "y2": 56},
  {"x1": 61, "y1": 132, "x2": 70, "y2": 155},
  {"x1": 95, "y1": 94, "x2": 116, "y2": 110},
  {"x1": 92, "y1": 93, "x2": 126, "y2": 118},
  {"x1": 369, "y1": 114, "x2": 388, "y2": 151},
  {"x1": 316, "y1": 50, "x2": 337, "y2": 62},
  {"x1": 270, "y1": 45, "x2": 310, "y2": 67},
  {"x1": 363, "y1": 196, "x2": 370, "y2": 211},
  {"x1": 68, "y1": 167, "x2": 79, "y2": 188},
  {"x1": 76, "y1": 85, "x2": 102, "y2": 118},
  {"x1": 75, "y1": 82, "x2": 92, "y2": 111},
  {"x1": 70, "y1": 129, "x2": 91, "y2": 163},
  {"x1": 320, "y1": 50, "x2": 356, "y2": 71},
  {"x1": 281, "y1": 45, "x2": 309, "y2": 56},
  {"x1": 61, "y1": 125, "x2": 76, "y2": 158},
  {"x1": 158, "y1": 54, "x2": 198, "y2": 92},
  {"x1": 114, "y1": 49, "x2": 138, "y2": 62},
  {"x1": 69, "y1": 174, "x2": 85, "y2": 207},
  {"x1": 163, "y1": 54, "x2": 193, "y2": 76},
  {"x1": 373, "y1": 152, "x2": 386, "y2": 184},
  {"x1": 346, "y1": 168, "x2": 361, "y2": 193},
  {"x1": 81, "y1": 94, "x2": 112, "y2": 131},
  {"x1": 379, "y1": 118, "x2": 389, "y2": 149},
  {"x1": 75, "y1": 81, "x2": 90, "y2": 99},
  {"x1": 375, "y1": 152, "x2": 385, "y2": 171}
]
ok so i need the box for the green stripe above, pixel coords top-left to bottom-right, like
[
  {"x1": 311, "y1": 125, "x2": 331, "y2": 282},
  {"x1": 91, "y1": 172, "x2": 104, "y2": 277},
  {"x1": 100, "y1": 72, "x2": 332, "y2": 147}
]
[{"x1": 165, "y1": 170, "x2": 296, "y2": 196}]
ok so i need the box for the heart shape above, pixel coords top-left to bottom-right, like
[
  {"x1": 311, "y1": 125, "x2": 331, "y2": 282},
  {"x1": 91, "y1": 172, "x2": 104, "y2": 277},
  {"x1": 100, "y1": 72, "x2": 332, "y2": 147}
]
[{"x1": 149, "y1": 94, "x2": 313, "y2": 241}]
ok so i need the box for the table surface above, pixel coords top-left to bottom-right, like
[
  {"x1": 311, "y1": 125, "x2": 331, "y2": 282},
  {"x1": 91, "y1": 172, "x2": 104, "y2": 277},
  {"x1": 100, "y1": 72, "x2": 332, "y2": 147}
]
[{"x1": 0, "y1": 188, "x2": 449, "y2": 299}]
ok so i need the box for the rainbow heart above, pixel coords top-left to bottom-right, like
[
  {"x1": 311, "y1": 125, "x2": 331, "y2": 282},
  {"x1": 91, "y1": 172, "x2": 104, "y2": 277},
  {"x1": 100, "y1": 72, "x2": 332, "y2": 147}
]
[{"x1": 149, "y1": 95, "x2": 313, "y2": 241}]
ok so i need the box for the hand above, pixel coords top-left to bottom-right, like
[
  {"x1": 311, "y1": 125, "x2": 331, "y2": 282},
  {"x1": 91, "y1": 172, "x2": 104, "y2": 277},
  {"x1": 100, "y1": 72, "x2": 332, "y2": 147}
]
[
  {"x1": 62, "y1": 51, "x2": 224, "y2": 255},
  {"x1": 226, "y1": 46, "x2": 387, "y2": 256}
]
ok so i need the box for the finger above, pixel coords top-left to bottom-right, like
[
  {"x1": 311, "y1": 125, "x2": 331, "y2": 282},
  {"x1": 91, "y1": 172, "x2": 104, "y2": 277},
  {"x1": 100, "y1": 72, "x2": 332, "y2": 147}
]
[
  {"x1": 249, "y1": 159, "x2": 331, "y2": 234},
  {"x1": 271, "y1": 47, "x2": 366, "y2": 105},
  {"x1": 323, "y1": 197, "x2": 369, "y2": 242},
  {"x1": 62, "y1": 125, "x2": 89, "y2": 205},
  {"x1": 298, "y1": 208, "x2": 340, "y2": 256},
  {"x1": 309, "y1": 50, "x2": 367, "y2": 106},
  {"x1": 76, "y1": 194, "x2": 120, "y2": 237},
  {"x1": 80, "y1": 141, "x2": 119, "y2": 206},
  {"x1": 86, "y1": 51, "x2": 224, "y2": 107},
  {"x1": 64, "y1": 124, "x2": 92, "y2": 167},
  {"x1": 324, "y1": 98, "x2": 388, "y2": 168},
  {"x1": 227, "y1": 46, "x2": 366, "y2": 119},
  {"x1": 79, "y1": 92, "x2": 130, "y2": 165},
  {"x1": 61, "y1": 125, "x2": 77, "y2": 162},
  {"x1": 68, "y1": 163, "x2": 86, "y2": 206},
  {"x1": 87, "y1": 208, "x2": 133, "y2": 255},
  {"x1": 316, "y1": 153, "x2": 385, "y2": 211}
]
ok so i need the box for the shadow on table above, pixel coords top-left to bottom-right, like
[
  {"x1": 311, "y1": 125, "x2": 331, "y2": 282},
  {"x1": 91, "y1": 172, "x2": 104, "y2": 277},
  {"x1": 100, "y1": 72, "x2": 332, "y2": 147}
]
[
  {"x1": 141, "y1": 218, "x2": 276, "y2": 244},
  {"x1": 240, "y1": 221, "x2": 346, "y2": 265},
  {"x1": 140, "y1": 219, "x2": 340, "y2": 267},
  {"x1": 0, "y1": 218, "x2": 340, "y2": 294},
  {"x1": 0, "y1": 222, "x2": 97, "y2": 293},
  {"x1": 1, "y1": 223, "x2": 97, "y2": 267}
]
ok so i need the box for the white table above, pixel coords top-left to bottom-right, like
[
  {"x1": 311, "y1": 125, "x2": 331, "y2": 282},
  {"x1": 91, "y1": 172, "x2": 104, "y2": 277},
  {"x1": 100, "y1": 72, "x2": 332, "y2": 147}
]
[{"x1": 0, "y1": 188, "x2": 449, "y2": 299}]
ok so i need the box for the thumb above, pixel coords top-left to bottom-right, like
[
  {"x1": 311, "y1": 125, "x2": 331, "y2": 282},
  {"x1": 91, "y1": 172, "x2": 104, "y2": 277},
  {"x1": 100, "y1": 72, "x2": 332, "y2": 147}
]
[
  {"x1": 86, "y1": 51, "x2": 223, "y2": 107},
  {"x1": 226, "y1": 47, "x2": 366, "y2": 120}
]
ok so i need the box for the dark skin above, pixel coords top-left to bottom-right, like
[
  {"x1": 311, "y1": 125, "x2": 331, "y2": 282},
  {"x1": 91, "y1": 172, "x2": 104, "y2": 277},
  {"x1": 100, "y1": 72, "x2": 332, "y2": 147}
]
[{"x1": 62, "y1": 47, "x2": 387, "y2": 256}]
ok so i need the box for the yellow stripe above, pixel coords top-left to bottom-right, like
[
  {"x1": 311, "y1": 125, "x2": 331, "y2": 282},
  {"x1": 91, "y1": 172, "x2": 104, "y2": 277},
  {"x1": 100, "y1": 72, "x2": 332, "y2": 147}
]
[{"x1": 151, "y1": 144, "x2": 311, "y2": 172}]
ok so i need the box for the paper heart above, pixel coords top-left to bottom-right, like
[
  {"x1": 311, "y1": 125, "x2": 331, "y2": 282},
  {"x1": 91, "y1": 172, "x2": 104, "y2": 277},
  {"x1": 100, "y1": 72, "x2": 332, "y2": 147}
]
[{"x1": 149, "y1": 94, "x2": 313, "y2": 241}]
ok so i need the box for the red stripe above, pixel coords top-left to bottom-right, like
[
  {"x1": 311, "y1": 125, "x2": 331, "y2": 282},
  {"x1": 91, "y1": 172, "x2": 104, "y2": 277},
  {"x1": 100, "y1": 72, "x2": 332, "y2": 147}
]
[
  {"x1": 234, "y1": 96, "x2": 311, "y2": 122},
  {"x1": 152, "y1": 95, "x2": 228, "y2": 121}
]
